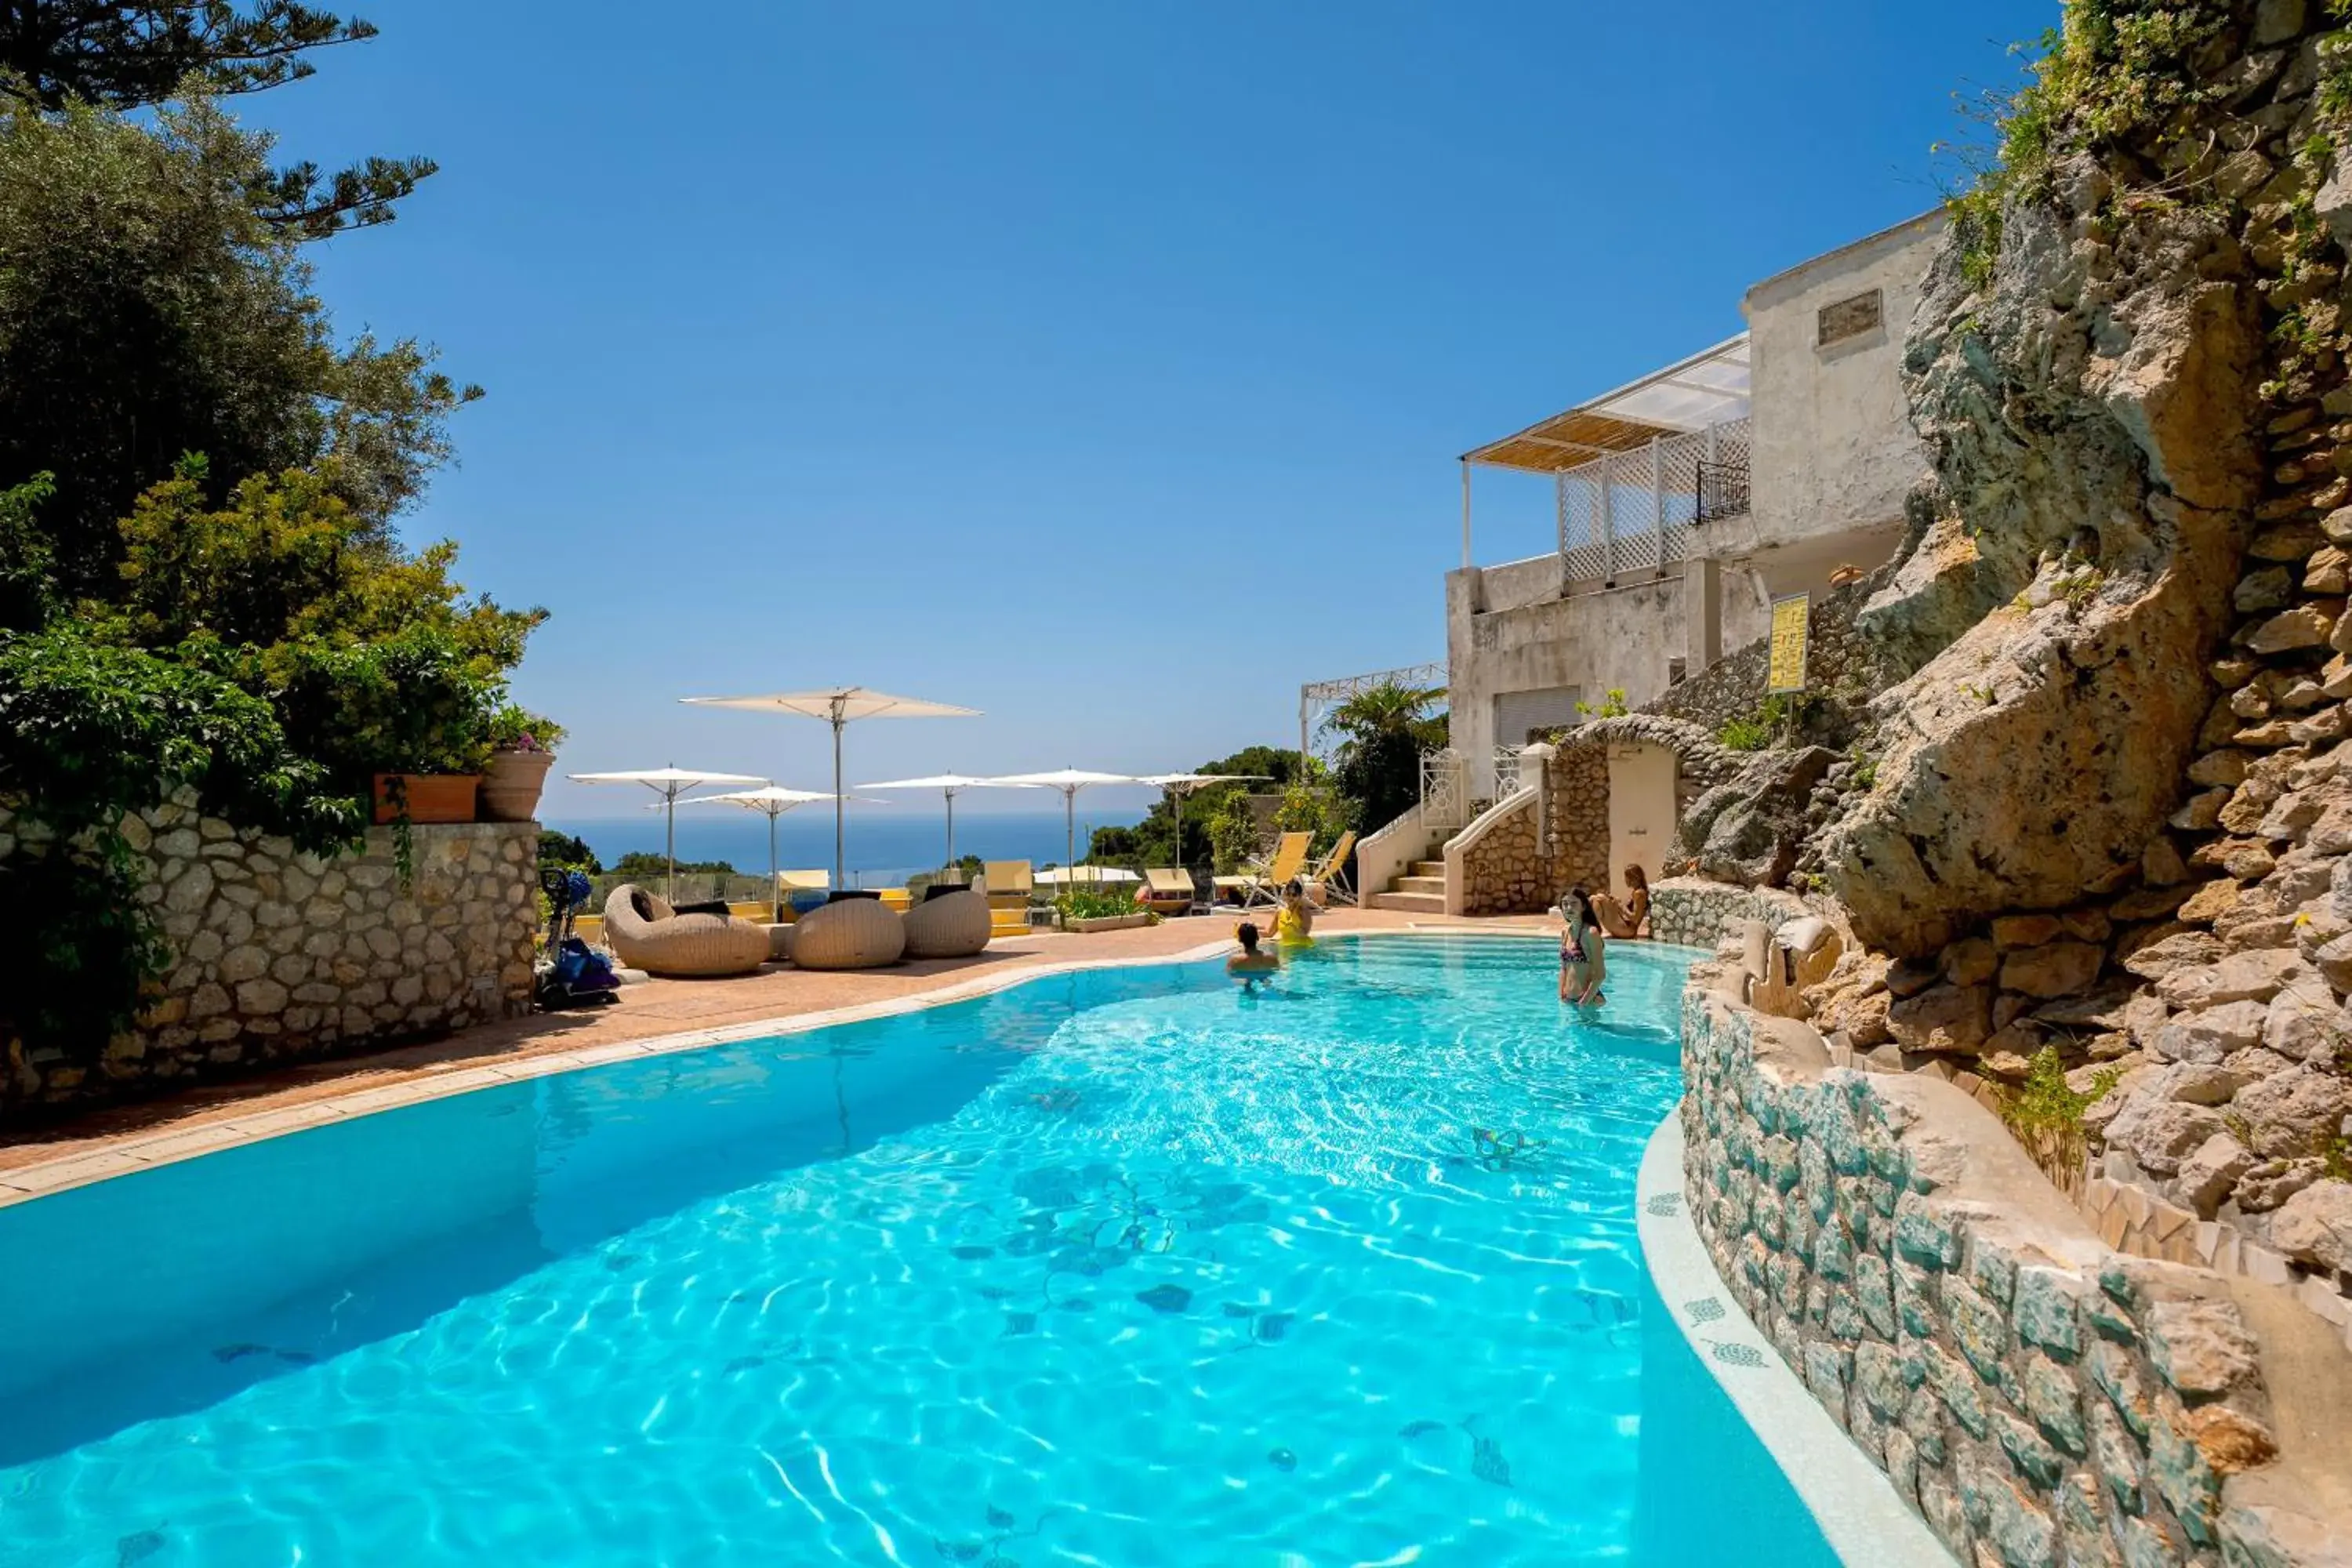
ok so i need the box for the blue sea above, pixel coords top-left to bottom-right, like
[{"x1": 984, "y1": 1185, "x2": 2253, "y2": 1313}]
[{"x1": 546, "y1": 807, "x2": 1146, "y2": 884}]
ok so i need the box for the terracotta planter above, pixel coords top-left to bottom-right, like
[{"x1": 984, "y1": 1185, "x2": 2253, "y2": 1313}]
[
  {"x1": 372, "y1": 773, "x2": 481, "y2": 826},
  {"x1": 481, "y1": 750, "x2": 555, "y2": 822}
]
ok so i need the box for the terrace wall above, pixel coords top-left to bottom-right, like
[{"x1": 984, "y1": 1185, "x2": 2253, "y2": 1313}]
[{"x1": 0, "y1": 789, "x2": 537, "y2": 1118}]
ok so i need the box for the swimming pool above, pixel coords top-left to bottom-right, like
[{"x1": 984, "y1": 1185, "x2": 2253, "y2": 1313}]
[{"x1": 0, "y1": 935, "x2": 1838, "y2": 1566}]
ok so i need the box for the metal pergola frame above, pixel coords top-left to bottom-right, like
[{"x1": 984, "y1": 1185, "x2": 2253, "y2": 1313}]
[
  {"x1": 1457, "y1": 333, "x2": 1752, "y2": 569},
  {"x1": 1298, "y1": 660, "x2": 1447, "y2": 765}
]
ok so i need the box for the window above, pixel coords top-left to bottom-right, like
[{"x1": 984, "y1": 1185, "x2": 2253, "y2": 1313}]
[
  {"x1": 1494, "y1": 686, "x2": 1583, "y2": 746},
  {"x1": 1817, "y1": 289, "x2": 1883, "y2": 348}
]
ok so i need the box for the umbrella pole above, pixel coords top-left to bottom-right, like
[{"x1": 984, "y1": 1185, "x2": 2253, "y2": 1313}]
[
  {"x1": 832, "y1": 717, "x2": 845, "y2": 892},
  {"x1": 665, "y1": 786, "x2": 677, "y2": 903},
  {"x1": 946, "y1": 789, "x2": 956, "y2": 877},
  {"x1": 1065, "y1": 789, "x2": 1076, "y2": 887},
  {"x1": 769, "y1": 808, "x2": 780, "y2": 924}
]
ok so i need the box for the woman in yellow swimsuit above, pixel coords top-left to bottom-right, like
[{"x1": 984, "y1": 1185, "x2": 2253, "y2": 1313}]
[{"x1": 1273, "y1": 878, "x2": 1316, "y2": 948}]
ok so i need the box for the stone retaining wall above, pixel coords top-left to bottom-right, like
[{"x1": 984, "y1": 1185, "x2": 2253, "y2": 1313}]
[
  {"x1": 1650, "y1": 876, "x2": 1809, "y2": 949},
  {"x1": 1450, "y1": 788, "x2": 1544, "y2": 917},
  {"x1": 2, "y1": 791, "x2": 538, "y2": 1117},
  {"x1": 1648, "y1": 565, "x2": 1893, "y2": 742},
  {"x1": 1682, "y1": 975, "x2": 2350, "y2": 1567}
]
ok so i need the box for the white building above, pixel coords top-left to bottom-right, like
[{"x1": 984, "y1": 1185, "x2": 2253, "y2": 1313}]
[{"x1": 1444, "y1": 211, "x2": 1944, "y2": 795}]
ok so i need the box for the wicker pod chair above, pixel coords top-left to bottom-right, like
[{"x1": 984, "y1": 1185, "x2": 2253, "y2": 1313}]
[
  {"x1": 601, "y1": 885, "x2": 771, "y2": 978},
  {"x1": 789, "y1": 895, "x2": 907, "y2": 971},
  {"x1": 901, "y1": 888, "x2": 991, "y2": 960}
]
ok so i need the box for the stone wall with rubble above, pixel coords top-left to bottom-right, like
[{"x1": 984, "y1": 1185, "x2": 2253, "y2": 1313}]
[
  {"x1": 1449, "y1": 717, "x2": 1740, "y2": 916},
  {"x1": 1682, "y1": 977, "x2": 2348, "y2": 1566},
  {"x1": 0, "y1": 791, "x2": 538, "y2": 1117},
  {"x1": 1646, "y1": 565, "x2": 1894, "y2": 743}
]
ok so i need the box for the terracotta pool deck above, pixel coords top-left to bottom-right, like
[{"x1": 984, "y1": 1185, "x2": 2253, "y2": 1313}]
[{"x1": 0, "y1": 909, "x2": 1555, "y2": 1200}]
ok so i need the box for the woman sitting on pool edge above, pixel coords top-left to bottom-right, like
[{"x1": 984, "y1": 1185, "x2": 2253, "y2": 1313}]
[
  {"x1": 1589, "y1": 864, "x2": 1650, "y2": 939},
  {"x1": 1227, "y1": 921, "x2": 1281, "y2": 978},
  {"x1": 1558, "y1": 887, "x2": 1606, "y2": 1007},
  {"x1": 1272, "y1": 878, "x2": 1316, "y2": 948}
]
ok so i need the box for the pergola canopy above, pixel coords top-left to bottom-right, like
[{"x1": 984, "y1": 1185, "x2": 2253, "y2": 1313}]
[{"x1": 1463, "y1": 334, "x2": 1751, "y2": 474}]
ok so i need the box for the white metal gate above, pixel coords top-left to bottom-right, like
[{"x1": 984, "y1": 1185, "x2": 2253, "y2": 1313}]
[{"x1": 1420, "y1": 749, "x2": 1469, "y2": 832}]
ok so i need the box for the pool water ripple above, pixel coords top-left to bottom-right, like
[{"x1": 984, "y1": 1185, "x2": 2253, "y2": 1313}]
[{"x1": 0, "y1": 937, "x2": 1765, "y2": 1566}]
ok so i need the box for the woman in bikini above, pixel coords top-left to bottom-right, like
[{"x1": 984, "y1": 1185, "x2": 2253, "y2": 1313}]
[
  {"x1": 1272, "y1": 877, "x2": 1316, "y2": 949},
  {"x1": 1591, "y1": 864, "x2": 1650, "y2": 939},
  {"x1": 1558, "y1": 886, "x2": 1606, "y2": 1007}
]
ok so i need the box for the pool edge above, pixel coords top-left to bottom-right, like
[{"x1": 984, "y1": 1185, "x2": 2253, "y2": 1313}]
[{"x1": 1635, "y1": 1105, "x2": 1958, "y2": 1568}]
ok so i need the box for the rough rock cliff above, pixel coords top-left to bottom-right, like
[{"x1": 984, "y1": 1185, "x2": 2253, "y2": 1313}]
[{"x1": 1690, "y1": 5, "x2": 2352, "y2": 1563}]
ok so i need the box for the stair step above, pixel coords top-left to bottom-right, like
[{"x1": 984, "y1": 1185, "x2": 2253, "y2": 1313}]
[
  {"x1": 1367, "y1": 891, "x2": 1446, "y2": 913},
  {"x1": 1396, "y1": 875, "x2": 1446, "y2": 895},
  {"x1": 1410, "y1": 860, "x2": 1446, "y2": 878}
]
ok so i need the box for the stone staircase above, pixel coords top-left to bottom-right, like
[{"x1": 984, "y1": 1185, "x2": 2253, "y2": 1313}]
[{"x1": 1366, "y1": 855, "x2": 1446, "y2": 914}]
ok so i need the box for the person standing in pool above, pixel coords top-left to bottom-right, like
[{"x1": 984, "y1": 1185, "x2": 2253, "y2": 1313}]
[
  {"x1": 1558, "y1": 887, "x2": 1606, "y2": 1006},
  {"x1": 1272, "y1": 878, "x2": 1316, "y2": 949},
  {"x1": 1227, "y1": 921, "x2": 1281, "y2": 978}
]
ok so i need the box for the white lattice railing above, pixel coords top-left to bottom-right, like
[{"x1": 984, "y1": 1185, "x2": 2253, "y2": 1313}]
[{"x1": 1556, "y1": 417, "x2": 1750, "y2": 583}]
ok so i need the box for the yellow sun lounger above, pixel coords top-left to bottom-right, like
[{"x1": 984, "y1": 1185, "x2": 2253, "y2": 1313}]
[
  {"x1": 1140, "y1": 867, "x2": 1197, "y2": 916},
  {"x1": 984, "y1": 860, "x2": 1034, "y2": 936},
  {"x1": 1238, "y1": 831, "x2": 1312, "y2": 909},
  {"x1": 1304, "y1": 829, "x2": 1359, "y2": 907},
  {"x1": 775, "y1": 869, "x2": 830, "y2": 922}
]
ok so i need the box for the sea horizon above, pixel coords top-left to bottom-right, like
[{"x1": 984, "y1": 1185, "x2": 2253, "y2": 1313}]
[{"x1": 544, "y1": 806, "x2": 1149, "y2": 885}]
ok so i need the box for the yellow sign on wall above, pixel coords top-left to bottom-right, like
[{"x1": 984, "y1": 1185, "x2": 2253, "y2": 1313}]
[{"x1": 1767, "y1": 593, "x2": 1810, "y2": 693}]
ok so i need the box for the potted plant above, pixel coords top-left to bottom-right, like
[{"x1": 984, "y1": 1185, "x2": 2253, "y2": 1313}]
[{"x1": 481, "y1": 705, "x2": 565, "y2": 822}]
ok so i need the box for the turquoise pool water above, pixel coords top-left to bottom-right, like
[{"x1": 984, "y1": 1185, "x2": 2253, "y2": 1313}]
[{"x1": 0, "y1": 935, "x2": 1836, "y2": 1566}]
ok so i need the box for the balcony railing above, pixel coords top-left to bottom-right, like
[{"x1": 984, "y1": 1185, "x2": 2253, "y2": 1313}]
[
  {"x1": 1696, "y1": 458, "x2": 1750, "y2": 524},
  {"x1": 1555, "y1": 416, "x2": 1751, "y2": 583}
]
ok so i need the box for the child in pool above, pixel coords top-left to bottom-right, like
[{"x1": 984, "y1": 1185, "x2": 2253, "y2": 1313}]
[
  {"x1": 1272, "y1": 878, "x2": 1316, "y2": 948},
  {"x1": 1227, "y1": 921, "x2": 1281, "y2": 978},
  {"x1": 1557, "y1": 886, "x2": 1606, "y2": 1007}
]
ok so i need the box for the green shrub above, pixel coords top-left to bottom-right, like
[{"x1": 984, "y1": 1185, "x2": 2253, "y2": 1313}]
[
  {"x1": 1574, "y1": 687, "x2": 1630, "y2": 720},
  {"x1": 1056, "y1": 887, "x2": 1139, "y2": 923},
  {"x1": 1995, "y1": 1046, "x2": 2122, "y2": 1181},
  {"x1": 1717, "y1": 714, "x2": 1770, "y2": 752}
]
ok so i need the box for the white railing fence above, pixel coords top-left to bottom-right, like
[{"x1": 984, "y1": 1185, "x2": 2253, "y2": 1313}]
[{"x1": 1557, "y1": 416, "x2": 1751, "y2": 583}]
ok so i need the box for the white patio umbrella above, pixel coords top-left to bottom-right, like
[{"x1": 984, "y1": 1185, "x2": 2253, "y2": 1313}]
[
  {"x1": 1138, "y1": 773, "x2": 1271, "y2": 866},
  {"x1": 855, "y1": 774, "x2": 1040, "y2": 876},
  {"x1": 1033, "y1": 865, "x2": 1141, "y2": 886},
  {"x1": 680, "y1": 688, "x2": 980, "y2": 890},
  {"x1": 568, "y1": 765, "x2": 764, "y2": 900},
  {"x1": 986, "y1": 769, "x2": 1142, "y2": 884},
  {"x1": 679, "y1": 786, "x2": 847, "y2": 922}
]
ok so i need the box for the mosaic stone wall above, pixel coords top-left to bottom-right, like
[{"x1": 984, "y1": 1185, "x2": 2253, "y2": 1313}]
[
  {"x1": 1679, "y1": 976, "x2": 2345, "y2": 1567},
  {"x1": 1, "y1": 789, "x2": 538, "y2": 1117}
]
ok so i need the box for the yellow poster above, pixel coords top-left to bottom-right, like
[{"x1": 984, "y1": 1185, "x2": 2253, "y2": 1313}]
[{"x1": 1768, "y1": 594, "x2": 1809, "y2": 692}]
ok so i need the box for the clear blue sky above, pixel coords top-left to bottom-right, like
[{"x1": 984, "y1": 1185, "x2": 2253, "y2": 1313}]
[{"x1": 256, "y1": 0, "x2": 2053, "y2": 819}]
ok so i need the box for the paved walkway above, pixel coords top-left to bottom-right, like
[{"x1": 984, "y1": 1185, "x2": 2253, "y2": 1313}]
[{"x1": 0, "y1": 909, "x2": 1551, "y2": 1193}]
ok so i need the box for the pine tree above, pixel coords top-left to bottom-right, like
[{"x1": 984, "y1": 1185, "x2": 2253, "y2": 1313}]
[{"x1": 0, "y1": 2, "x2": 431, "y2": 235}]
